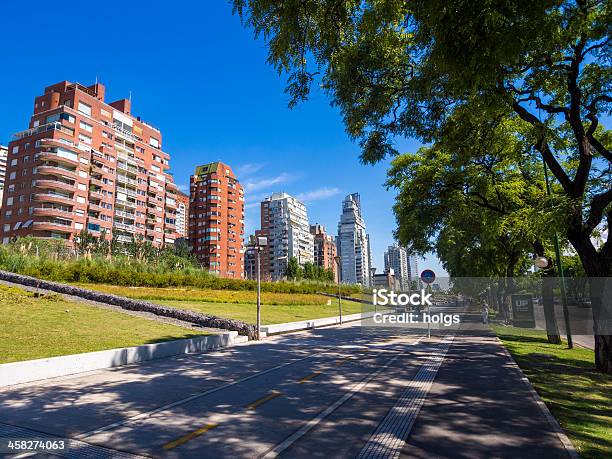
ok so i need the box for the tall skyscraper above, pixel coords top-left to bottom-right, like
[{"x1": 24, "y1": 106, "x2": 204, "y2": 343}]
[
  {"x1": 0, "y1": 81, "x2": 181, "y2": 246},
  {"x1": 310, "y1": 224, "x2": 338, "y2": 281},
  {"x1": 0, "y1": 145, "x2": 7, "y2": 210},
  {"x1": 384, "y1": 244, "x2": 410, "y2": 291},
  {"x1": 175, "y1": 190, "x2": 189, "y2": 238},
  {"x1": 189, "y1": 162, "x2": 244, "y2": 279},
  {"x1": 337, "y1": 193, "x2": 371, "y2": 286},
  {"x1": 259, "y1": 192, "x2": 314, "y2": 281}
]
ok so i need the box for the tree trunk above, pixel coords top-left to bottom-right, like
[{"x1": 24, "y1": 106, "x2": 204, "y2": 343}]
[{"x1": 569, "y1": 232, "x2": 612, "y2": 373}]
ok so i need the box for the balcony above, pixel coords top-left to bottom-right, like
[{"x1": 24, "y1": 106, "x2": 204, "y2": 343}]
[
  {"x1": 36, "y1": 151, "x2": 79, "y2": 167},
  {"x1": 114, "y1": 222, "x2": 137, "y2": 233},
  {"x1": 13, "y1": 122, "x2": 73, "y2": 140},
  {"x1": 34, "y1": 179, "x2": 75, "y2": 191},
  {"x1": 37, "y1": 165, "x2": 78, "y2": 179},
  {"x1": 116, "y1": 234, "x2": 132, "y2": 243},
  {"x1": 115, "y1": 197, "x2": 137, "y2": 209},
  {"x1": 32, "y1": 207, "x2": 73, "y2": 218},
  {"x1": 89, "y1": 189, "x2": 105, "y2": 199},
  {"x1": 33, "y1": 193, "x2": 74, "y2": 206},
  {"x1": 32, "y1": 220, "x2": 73, "y2": 232},
  {"x1": 115, "y1": 209, "x2": 135, "y2": 219},
  {"x1": 117, "y1": 174, "x2": 138, "y2": 186}
]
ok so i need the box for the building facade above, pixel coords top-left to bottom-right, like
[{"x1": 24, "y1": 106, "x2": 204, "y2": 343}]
[
  {"x1": 310, "y1": 224, "x2": 337, "y2": 281},
  {"x1": 0, "y1": 145, "x2": 7, "y2": 209},
  {"x1": 175, "y1": 190, "x2": 189, "y2": 238},
  {"x1": 0, "y1": 81, "x2": 181, "y2": 246},
  {"x1": 384, "y1": 244, "x2": 410, "y2": 291},
  {"x1": 259, "y1": 192, "x2": 314, "y2": 281},
  {"x1": 189, "y1": 162, "x2": 244, "y2": 278},
  {"x1": 337, "y1": 193, "x2": 371, "y2": 286}
]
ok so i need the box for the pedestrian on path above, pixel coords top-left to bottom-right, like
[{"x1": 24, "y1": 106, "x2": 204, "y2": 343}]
[{"x1": 482, "y1": 303, "x2": 489, "y2": 324}]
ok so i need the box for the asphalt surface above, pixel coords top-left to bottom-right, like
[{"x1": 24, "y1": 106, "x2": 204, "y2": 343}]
[{"x1": 0, "y1": 306, "x2": 572, "y2": 458}]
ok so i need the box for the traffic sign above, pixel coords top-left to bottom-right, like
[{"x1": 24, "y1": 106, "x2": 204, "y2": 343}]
[{"x1": 420, "y1": 269, "x2": 436, "y2": 284}]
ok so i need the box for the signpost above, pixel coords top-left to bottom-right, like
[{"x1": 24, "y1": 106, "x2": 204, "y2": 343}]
[
  {"x1": 420, "y1": 270, "x2": 436, "y2": 338},
  {"x1": 511, "y1": 294, "x2": 536, "y2": 328}
]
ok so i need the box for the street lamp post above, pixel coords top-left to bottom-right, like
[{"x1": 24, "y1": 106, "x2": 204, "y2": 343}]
[
  {"x1": 334, "y1": 255, "x2": 342, "y2": 324},
  {"x1": 542, "y1": 161, "x2": 573, "y2": 349},
  {"x1": 251, "y1": 235, "x2": 268, "y2": 340}
]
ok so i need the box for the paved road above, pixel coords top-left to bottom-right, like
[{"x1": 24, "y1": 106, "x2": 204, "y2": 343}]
[{"x1": 0, "y1": 307, "x2": 572, "y2": 458}]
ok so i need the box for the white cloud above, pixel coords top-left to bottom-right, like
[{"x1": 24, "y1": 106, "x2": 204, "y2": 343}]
[
  {"x1": 177, "y1": 184, "x2": 189, "y2": 192},
  {"x1": 296, "y1": 187, "x2": 342, "y2": 202},
  {"x1": 244, "y1": 173, "x2": 293, "y2": 192},
  {"x1": 237, "y1": 163, "x2": 266, "y2": 177}
]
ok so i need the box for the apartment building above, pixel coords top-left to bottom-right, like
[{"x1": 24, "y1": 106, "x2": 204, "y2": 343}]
[
  {"x1": 259, "y1": 192, "x2": 314, "y2": 281},
  {"x1": 384, "y1": 244, "x2": 410, "y2": 291},
  {"x1": 0, "y1": 145, "x2": 7, "y2": 209},
  {"x1": 310, "y1": 224, "x2": 337, "y2": 281},
  {"x1": 0, "y1": 81, "x2": 181, "y2": 246},
  {"x1": 337, "y1": 193, "x2": 371, "y2": 286},
  {"x1": 189, "y1": 162, "x2": 244, "y2": 278},
  {"x1": 175, "y1": 190, "x2": 189, "y2": 238}
]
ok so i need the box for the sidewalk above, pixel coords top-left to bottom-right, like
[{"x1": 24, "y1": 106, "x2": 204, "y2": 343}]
[{"x1": 401, "y1": 331, "x2": 575, "y2": 458}]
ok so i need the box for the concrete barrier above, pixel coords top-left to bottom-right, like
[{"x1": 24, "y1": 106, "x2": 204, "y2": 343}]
[
  {"x1": 261, "y1": 310, "x2": 382, "y2": 335},
  {"x1": 0, "y1": 332, "x2": 239, "y2": 388}
]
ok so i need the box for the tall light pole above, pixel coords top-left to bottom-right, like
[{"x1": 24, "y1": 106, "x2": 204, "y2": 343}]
[
  {"x1": 542, "y1": 161, "x2": 573, "y2": 349},
  {"x1": 334, "y1": 255, "x2": 342, "y2": 324},
  {"x1": 251, "y1": 235, "x2": 268, "y2": 340}
]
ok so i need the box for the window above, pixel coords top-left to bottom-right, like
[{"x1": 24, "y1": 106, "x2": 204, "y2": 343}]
[
  {"x1": 79, "y1": 134, "x2": 92, "y2": 145},
  {"x1": 3, "y1": 224, "x2": 9, "y2": 232},
  {"x1": 9, "y1": 172, "x2": 16, "y2": 180},
  {"x1": 149, "y1": 137, "x2": 160, "y2": 149},
  {"x1": 11, "y1": 146, "x2": 19, "y2": 154},
  {"x1": 78, "y1": 101, "x2": 92, "y2": 116},
  {"x1": 80, "y1": 121, "x2": 93, "y2": 133},
  {"x1": 10, "y1": 159, "x2": 17, "y2": 166}
]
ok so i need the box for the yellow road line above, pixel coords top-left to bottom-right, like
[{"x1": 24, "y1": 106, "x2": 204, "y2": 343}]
[
  {"x1": 298, "y1": 371, "x2": 322, "y2": 384},
  {"x1": 163, "y1": 423, "x2": 217, "y2": 450},
  {"x1": 246, "y1": 390, "x2": 282, "y2": 409}
]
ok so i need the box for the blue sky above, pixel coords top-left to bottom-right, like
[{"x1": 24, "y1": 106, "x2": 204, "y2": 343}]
[{"x1": 0, "y1": 0, "x2": 445, "y2": 275}]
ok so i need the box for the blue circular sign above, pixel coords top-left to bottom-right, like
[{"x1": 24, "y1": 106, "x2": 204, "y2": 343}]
[{"x1": 420, "y1": 269, "x2": 436, "y2": 284}]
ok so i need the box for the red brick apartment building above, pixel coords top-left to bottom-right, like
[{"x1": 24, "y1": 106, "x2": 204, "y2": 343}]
[
  {"x1": 189, "y1": 162, "x2": 244, "y2": 278},
  {"x1": 0, "y1": 81, "x2": 182, "y2": 246},
  {"x1": 310, "y1": 224, "x2": 338, "y2": 281}
]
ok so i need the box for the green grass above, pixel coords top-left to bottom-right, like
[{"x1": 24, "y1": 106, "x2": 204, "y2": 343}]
[
  {"x1": 492, "y1": 325, "x2": 611, "y2": 459},
  {"x1": 74, "y1": 283, "x2": 340, "y2": 306},
  {"x1": 158, "y1": 300, "x2": 374, "y2": 325},
  {"x1": 0, "y1": 285, "x2": 206, "y2": 364}
]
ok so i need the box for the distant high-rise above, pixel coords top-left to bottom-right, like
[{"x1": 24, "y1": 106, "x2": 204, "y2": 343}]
[
  {"x1": 337, "y1": 193, "x2": 371, "y2": 286},
  {"x1": 0, "y1": 145, "x2": 7, "y2": 209},
  {"x1": 310, "y1": 224, "x2": 338, "y2": 281},
  {"x1": 175, "y1": 190, "x2": 189, "y2": 238},
  {"x1": 189, "y1": 162, "x2": 244, "y2": 278},
  {"x1": 259, "y1": 192, "x2": 314, "y2": 281},
  {"x1": 0, "y1": 80, "x2": 181, "y2": 246},
  {"x1": 384, "y1": 244, "x2": 413, "y2": 291}
]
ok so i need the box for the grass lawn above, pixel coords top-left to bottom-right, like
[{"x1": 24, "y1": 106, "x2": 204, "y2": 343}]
[
  {"x1": 158, "y1": 300, "x2": 374, "y2": 325},
  {"x1": 0, "y1": 285, "x2": 206, "y2": 364},
  {"x1": 74, "y1": 283, "x2": 341, "y2": 306},
  {"x1": 492, "y1": 325, "x2": 611, "y2": 459}
]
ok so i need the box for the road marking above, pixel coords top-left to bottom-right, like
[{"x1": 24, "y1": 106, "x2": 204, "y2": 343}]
[
  {"x1": 298, "y1": 371, "x2": 322, "y2": 384},
  {"x1": 162, "y1": 423, "x2": 217, "y2": 450},
  {"x1": 77, "y1": 351, "x2": 322, "y2": 440},
  {"x1": 262, "y1": 336, "x2": 424, "y2": 458},
  {"x1": 335, "y1": 357, "x2": 351, "y2": 366},
  {"x1": 246, "y1": 390, "x2": 282, "y2": 410},
  {"x1": 357, "y1": 337, "x2": 454, "y2": 459}
]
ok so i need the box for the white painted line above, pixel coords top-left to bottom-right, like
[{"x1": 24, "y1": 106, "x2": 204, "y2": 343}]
[
  {"x1": 357, "y1": 337, "x2": 454, "y2": 459},
  {"x1": 496, "y1": 338, "x2": 578, "y2": 459},
  {"x1": 262, "y1": 336, "x2": 425, "y2": 458}
]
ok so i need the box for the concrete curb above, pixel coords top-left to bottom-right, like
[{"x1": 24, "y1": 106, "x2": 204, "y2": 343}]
[
  {"x1": 261, "y1": 310, "x2": 383, "y2": 335},
  {"x1": 0, "y1": 332, "x2": 239, "y2": 388},
  {"x1": 495, "y1": 337, "x2": 579, "y2": 459}
]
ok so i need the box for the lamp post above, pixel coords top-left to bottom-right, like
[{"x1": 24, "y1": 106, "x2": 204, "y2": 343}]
[
  {"x1": 542, "y1": 161, "x2": 573, "y2": 349},
  {"x1": 250, "y1": 235, "x2": 268, "y2": 340},
  {"x1": 334, "y1": 255, "x2": 342, "y2": 324}
]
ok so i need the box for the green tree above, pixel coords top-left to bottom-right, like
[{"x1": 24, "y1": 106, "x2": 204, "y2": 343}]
[
  {"x1": 234, "y1": 0, "x2": 611, "y2": 372},
  {"x1": 285, "y1": 256, "x2": 302, "y2": 280}
]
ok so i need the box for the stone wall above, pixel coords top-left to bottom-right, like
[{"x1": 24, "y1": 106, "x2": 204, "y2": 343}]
[{"x1": 0, "y1": 270, "x2": 256, "y2": 339}]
